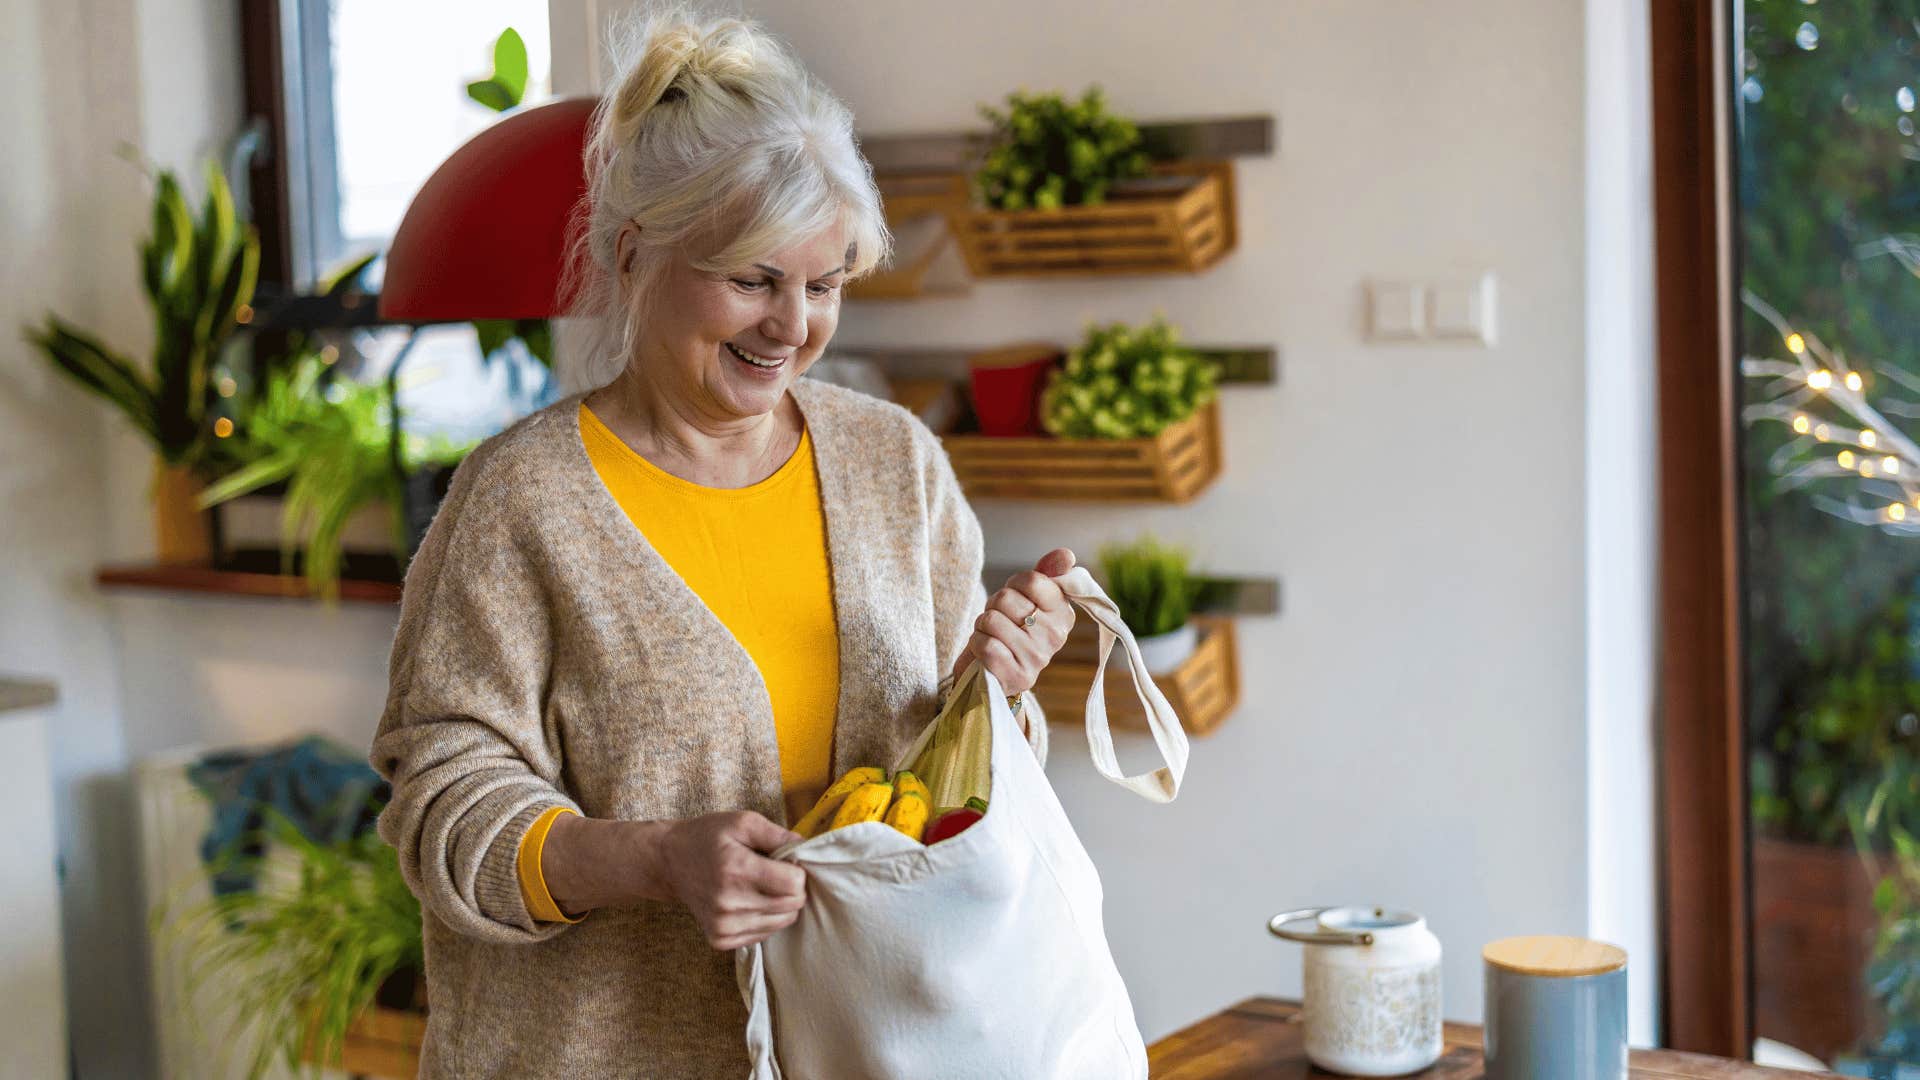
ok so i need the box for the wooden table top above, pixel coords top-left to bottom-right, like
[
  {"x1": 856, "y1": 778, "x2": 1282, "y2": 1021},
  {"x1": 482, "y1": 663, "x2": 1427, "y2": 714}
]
[{"x1": 1146, "y1": 998, "x2": 1838, "y2": 1078}]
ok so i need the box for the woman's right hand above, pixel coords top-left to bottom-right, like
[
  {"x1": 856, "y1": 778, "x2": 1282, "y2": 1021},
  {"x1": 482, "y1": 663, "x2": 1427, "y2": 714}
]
[{"x1": 658, "y1": 811, "x2": 807, "y2": 951}]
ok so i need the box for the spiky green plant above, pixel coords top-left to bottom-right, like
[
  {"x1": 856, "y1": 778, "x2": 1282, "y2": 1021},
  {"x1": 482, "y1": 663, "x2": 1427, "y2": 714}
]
[
  {"x1": 1098, "y1": 535, "x2": 1203, "y2": 638},
  {"x1": 23, "y1": 159, "x2": 259, "y2": 467},
  {"x1": 151, "y1": 808, "x2": 423, "y2": 1080},
  {"x1": 1042, "y1": 316, "x2": 1219, "y2": 439},
  {"x1": 196, "y1": 353, "x2": 473, "y2": 601}
]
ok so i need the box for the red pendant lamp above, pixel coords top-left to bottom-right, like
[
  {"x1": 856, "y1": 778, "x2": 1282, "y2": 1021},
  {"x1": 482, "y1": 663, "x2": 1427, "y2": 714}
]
[{"x1": 378, "y1": 96, "x2": 598, "y2": 321}]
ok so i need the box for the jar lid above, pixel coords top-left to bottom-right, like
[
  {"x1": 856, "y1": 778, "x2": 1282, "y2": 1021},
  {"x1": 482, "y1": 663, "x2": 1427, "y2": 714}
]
[{"x1": 1483, "y1": 935, "x2": 1626, "y2": 977}]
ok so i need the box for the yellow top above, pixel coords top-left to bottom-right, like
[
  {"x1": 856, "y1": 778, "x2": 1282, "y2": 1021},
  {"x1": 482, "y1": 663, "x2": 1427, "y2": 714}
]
[
  {"x1": 517, "y1": 402, "x2": 843, "y2": 923},
  {"x1": 1482, "y1": 935, "x2": 1628, "y2": 977}
]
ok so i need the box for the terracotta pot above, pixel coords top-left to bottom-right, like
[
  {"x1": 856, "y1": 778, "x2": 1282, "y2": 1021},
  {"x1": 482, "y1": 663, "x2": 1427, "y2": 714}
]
[{"x1": 150, "y1": 459, "x2": 212, "y2": 565}]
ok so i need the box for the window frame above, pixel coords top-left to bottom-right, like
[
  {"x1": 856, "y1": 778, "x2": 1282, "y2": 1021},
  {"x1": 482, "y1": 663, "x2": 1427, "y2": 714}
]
[{"x1": 1651, "y1": 0, "x2": 1751, "y2": 1057}]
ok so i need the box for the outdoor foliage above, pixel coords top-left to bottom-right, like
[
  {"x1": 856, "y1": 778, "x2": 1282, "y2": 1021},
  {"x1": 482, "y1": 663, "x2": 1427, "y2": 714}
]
[{"x1": 1740, "y1": 0, "x2": 1920, "y2": 846}]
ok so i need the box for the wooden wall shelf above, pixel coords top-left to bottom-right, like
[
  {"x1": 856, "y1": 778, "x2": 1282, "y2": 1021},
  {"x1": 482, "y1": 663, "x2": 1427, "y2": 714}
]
[
  {"x1": 858, "y1": 114, "x2": 1276, "y2": 174},
  {"x1": 943, "y1": 401, "x2": 1221, "y2": 503},
  {"x1": 100, "y1": 561, "x2": 1285, "y2": 617},
  {"x1": 843, "y1": 344, "x2": 1278, "y2": 385},
  {"x1": 95, "y1": 563, "x2": 402, "y2": 604},
  {"x1": 1033, "y1": 615, "x2": 1240, "y2": 737}
]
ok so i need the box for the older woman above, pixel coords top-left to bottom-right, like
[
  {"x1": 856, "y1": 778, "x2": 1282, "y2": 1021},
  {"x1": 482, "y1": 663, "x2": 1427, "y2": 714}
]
[{"x1": 368, "y1": 6, "x2": 1078, "y2": 1077}]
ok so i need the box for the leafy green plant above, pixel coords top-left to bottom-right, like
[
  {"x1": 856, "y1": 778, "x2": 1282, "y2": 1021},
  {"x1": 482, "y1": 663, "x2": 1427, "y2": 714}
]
[
  {"x1": 1041, "y1": 316, "x2": 1219, "y2": 439},
  {"x1": 23, "y1": 159, "x2": 259, "y2": 468},
  {"x1": 466, "y1": 27, "x2": 530, "y2": 112},
  {"x1": 1099, "y1": 535, "x2": 1203, "y2": 638},
  {"x1": 152, "y1": 808, "x2": 423, "y2": 1080},
  {"x1": 1848, "y1": 751, "x2": 1920, "y2": 1058},
  {"x1": 464, "y1": 27, "x2": 553, "y2": 373},
  {"x1": 1750, "y1": 579, "x2": 1920, "y2": 845},
  {"x1": 196, "y1": 352, "x2": 473, "y2": 601},
  {"x1": 972, "y1": 85, "x2": 1149, "y2": 211},
  {"x1": 1736, "y1": 3, "x2": 1920, "y2": 858}
]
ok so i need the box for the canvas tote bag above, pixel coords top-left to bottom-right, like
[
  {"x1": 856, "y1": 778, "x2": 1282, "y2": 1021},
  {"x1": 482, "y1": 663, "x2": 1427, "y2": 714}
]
[{"x1": 737, "y1": 566, "x2": 1190, "y2": 1079}]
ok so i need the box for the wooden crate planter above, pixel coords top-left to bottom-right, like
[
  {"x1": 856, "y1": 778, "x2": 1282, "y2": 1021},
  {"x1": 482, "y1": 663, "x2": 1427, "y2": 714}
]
[
  {"x1": 304, "y1": 1004, "x2": 424, "y2": 1079},
  {"x1": 847, "y1": 172, "x2": 971, "y2": 300},
  {"x1": 948, "y1": 160, "x2": 1237, "y2": 279},
  {"x1": 1033, "y1": 616, "x2": 1240, "y2": 737},
  {"x1": 942, "y1": 401, "x2": 1221, "y2": 502}
]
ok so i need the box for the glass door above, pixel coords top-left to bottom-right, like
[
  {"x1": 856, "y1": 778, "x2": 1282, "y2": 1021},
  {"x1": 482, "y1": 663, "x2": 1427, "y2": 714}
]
[{"x1": 1735, "y1": 1, "x2": 1920, "y2": 1069}]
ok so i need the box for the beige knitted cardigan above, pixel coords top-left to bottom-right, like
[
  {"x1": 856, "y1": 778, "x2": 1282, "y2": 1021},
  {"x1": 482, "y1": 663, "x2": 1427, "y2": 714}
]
[{"x1": 369, "y1": 378, "x2": 1048, "y2": 1078}]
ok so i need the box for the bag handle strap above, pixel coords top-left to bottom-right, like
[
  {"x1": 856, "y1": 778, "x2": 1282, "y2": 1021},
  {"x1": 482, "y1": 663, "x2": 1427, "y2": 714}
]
[{"x1": 1051, "y1": 565, "x2": 1189, "y2": 802}]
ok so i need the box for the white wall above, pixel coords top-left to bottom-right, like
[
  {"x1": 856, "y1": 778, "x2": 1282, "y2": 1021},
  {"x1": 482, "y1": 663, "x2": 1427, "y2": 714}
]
[
  {"x1": 3, "y1": 0, "x2": 258, "y2": 1073},
  {"x1": 567, "y1": 0, "x2": 1651, "y2": 1040},
  {"x1": 4, "y1": 1, "x2": 150, "y2": 1075}
]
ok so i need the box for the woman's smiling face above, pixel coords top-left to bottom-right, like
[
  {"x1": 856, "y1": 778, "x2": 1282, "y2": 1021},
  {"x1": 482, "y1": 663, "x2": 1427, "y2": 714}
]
[{"x1": 627, "y1": 223, "x2": 853, "y2": 424}]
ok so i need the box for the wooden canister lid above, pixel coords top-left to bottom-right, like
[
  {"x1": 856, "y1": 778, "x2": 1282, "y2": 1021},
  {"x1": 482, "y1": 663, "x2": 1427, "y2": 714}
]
[{"x1": 1483, "y1": 936, "x2": 1627, "y2": 977}]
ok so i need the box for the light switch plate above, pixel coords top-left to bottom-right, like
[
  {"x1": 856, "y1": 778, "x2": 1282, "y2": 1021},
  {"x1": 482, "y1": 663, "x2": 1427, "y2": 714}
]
[
  {"x1": 1368, "y1": 281, "x2": 1426, "y2": 340},
  {"x1": 1430, "y1": 273, "x2": 1497, "y2": 345}
]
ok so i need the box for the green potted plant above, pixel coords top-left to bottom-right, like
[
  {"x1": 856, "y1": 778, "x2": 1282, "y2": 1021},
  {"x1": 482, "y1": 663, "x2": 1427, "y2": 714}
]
[
  {"x1": 1099, "y1": 535, "x2": 1206, "y2": 674},
  {"x1": 1041, "y1": 316, "x2": 1220, "y2": 440},
  {"x1": 196, "y1": 351, "x2": 473, "y2": 602},
  {"x1": 24, "y1": 158, "x2": 259, "y2": 563},
  {"x1": 954, "y1": 85, "x2": 1237, "y2": 278},
  {"x1": 154, "y1": 808, "x2": 424, "y2": 1080},
  {"x1": 971, "y1": 84, "x2": 1149, "y2": 212}
]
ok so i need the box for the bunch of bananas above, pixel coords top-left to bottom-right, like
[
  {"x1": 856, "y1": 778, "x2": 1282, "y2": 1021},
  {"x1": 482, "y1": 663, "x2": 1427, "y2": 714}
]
[
  {"x1": 794, "y1": 767, "x2": 935, "y2": 842},
  {"x1": 794, "y1": 671, "x2": 999, "y2": 846}
]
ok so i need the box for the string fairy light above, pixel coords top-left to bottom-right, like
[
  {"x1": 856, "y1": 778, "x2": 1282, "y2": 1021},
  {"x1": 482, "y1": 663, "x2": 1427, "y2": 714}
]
[{"x1": 1741, "y1": 285, "x2": 1920, "y2": 536}]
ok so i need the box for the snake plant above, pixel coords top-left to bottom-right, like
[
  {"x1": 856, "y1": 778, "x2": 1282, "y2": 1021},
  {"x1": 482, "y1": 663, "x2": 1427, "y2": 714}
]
[{"x1": 24, "y1": 159, "x2": 259, "y2": 468}]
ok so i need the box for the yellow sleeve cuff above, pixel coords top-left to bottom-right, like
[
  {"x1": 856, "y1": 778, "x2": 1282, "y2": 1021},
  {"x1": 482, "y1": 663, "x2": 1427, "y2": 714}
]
[{"x1": 517, "y1": 805, "x2": 583, "y2": 924}]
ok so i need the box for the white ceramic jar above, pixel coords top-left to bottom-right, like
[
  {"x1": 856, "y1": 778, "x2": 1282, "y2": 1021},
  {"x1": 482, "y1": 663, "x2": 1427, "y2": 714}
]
[{"x1": 1267, "y1": 906, "x2": 1444, "y2": 1076}]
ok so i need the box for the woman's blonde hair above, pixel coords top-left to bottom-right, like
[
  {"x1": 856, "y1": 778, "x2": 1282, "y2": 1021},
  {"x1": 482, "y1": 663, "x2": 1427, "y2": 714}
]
[{"x1": 562, "y1": 2, "x2": 891, "y2": 388}]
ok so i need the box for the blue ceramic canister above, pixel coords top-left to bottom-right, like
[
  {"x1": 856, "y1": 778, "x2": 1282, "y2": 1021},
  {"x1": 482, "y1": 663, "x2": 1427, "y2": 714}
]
[{"x1": 1482, "y1": 936, "x2": 1628, "y2": 1080}]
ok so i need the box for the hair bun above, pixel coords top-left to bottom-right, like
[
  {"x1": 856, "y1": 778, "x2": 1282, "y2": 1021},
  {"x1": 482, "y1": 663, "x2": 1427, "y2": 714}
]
[
  {"x1": 609, "y1": 23, "x2": 703, "y2": 140},
  {"x1": 605, "y1": 10, "x2": 790, "y2": 149}
]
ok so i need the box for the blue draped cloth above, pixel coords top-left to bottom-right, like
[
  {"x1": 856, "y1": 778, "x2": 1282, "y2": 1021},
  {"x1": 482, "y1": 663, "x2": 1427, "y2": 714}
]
[{"x1": 187, "y1": 733, "x2": 389, "y2": 897}]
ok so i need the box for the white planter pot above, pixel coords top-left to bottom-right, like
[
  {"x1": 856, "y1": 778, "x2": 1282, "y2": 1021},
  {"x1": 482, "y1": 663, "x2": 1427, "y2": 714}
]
[{"x1": 1126, "y1": 622, "x2": 1198, "y2": 675}]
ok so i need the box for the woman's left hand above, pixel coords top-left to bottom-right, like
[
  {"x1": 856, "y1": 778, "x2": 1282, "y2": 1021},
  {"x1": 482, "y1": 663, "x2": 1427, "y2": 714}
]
[{"x1": 956, "y1": 548, "x2": 1078, "y2": 695}]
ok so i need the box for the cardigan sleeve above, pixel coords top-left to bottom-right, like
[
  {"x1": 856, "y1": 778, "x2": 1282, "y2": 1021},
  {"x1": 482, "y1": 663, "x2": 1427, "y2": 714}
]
[
  {"x1": 921, "y1": 428, "x2": 1049, "y2": 769},
  {"x1": 369, "y1": 445, "x2": 583, "y2": 945}
]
